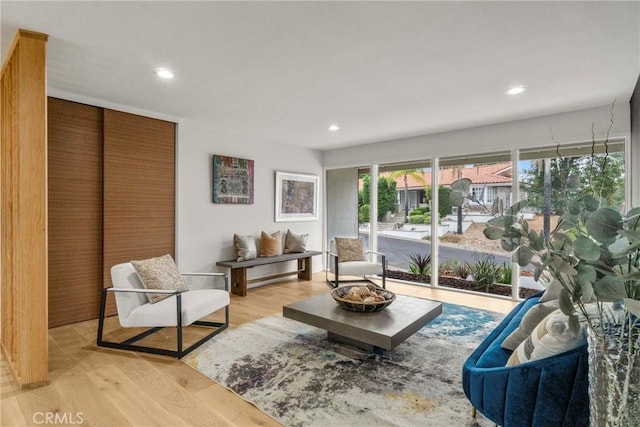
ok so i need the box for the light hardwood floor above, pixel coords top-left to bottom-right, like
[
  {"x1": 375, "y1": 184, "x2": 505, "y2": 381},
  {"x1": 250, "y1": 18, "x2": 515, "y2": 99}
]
[{"x1": 1, "y1": 274, "x2": 518, "y2": 427}]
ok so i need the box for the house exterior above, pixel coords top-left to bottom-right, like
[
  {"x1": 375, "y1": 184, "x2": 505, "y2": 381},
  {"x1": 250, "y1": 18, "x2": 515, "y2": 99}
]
[{"x1": 388, "y1": 162, "x2": 513, "y2": 213}]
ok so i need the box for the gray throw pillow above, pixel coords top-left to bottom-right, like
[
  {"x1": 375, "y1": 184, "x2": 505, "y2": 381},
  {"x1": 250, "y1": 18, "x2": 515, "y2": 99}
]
[
  {"x1": 234, "y1": 234, "x2": 257, "y2": 261},
  {"x1": 131, "y1": 254, "x2": 188, "y2": 304},
  {"x1": 284, "y1": 229, "x2": 308, "y2": 253},
  {"x1": 501, "y1": 299, "x2": 560, "y2": 350}
]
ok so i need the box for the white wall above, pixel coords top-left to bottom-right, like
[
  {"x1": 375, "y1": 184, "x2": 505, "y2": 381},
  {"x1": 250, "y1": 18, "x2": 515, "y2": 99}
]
[
  {"x1": 323, "y1": 104, "x2": 631, "y2": 170},
  {"x1": 176, "y1": 119, "x2": 324, "y2": 282}
]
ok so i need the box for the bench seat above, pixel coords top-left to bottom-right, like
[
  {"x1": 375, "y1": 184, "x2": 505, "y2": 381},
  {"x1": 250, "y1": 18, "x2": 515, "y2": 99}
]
[{"x1": 217, "y1": 251, "x2": 321, "y2": 296}]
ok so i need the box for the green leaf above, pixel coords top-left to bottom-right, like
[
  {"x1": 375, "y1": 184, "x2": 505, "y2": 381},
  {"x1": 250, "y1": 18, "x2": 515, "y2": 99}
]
[
  {"x1": 585, "y1": 208, "x2": 622, "y2": 243},
  {"x1": 624, "y1": 298, "x2": 640, "y2": 318},
  {"x1": 626, "y1": 207, "x2": 640, "y2": 230},
  {"x1": 566, "y1": 174, "x2": 581, "y2": 192},
  {"x1": 567, "y1": 200, "x2": 581, "y2": 215},
  {"x1": 559, "y1": 288, "x2": 575, "y2": 315},
  {"x1": 514, "y1": 246, "x2": 534, "y2": 267},
  {"x1": 501, "y1": 236, "x2": 520, "y2": 251},
  {"x1": 450, "y1": 178, "x2": 471, "y2": 192},
  {"x1": 507, "y1": 200, "x2": 528, "y2": 215},
  {"x1": 581, "y1": 194, "x2": 600, "y2": 212},
  {"x1": 573, "y1": 236, "x2": 601, "y2": 261},
  {"x1": 551, "y1": 258, "x2": 577, "y2": 275},
  {"x1": 568, "y1": 314, "x2": 581, "y2": 337},
  {"x1": 576, "y1": 263, "x2": 597, "y2": 285},
  {"x1": 579, "y1": 281, "x2": 595, "y2": 303},
  {"x1": 528, "y1": 230, "x2": 544, "y2": 251},
  {"x1": 449, "y1": 191, "x2": 464, "y2": 207},
  {"x1": 483, "y1": 226, "x2": 504, "y2": 240},
  {"x1": 487, "y1": 216, "x2": 507, "y2": 228},
  {"x1": 617, "y1": 229, "x2": 640, "y2": 243},
  {"x1": 594, "y1": 276, "x2": 628, "y2": 302},
  {"x1": 521, "y1": 219, "x2": 529, "y2": 233},
  {"x1": 550, "y1": 233, "x2": 569, "y2": 251}
]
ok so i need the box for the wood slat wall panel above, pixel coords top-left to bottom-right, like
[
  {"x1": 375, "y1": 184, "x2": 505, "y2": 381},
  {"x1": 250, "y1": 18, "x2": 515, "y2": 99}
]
[
  {"x1": 47, "y1": 98, "x2": 104, "y2": 328},
  {"x1": 103, "y1": 110, "x2": 176, "y2": 311}
]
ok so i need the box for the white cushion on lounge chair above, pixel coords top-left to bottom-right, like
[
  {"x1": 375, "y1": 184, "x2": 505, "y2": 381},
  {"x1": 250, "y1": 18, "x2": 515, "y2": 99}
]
[
  {"x1": 329, "y1": 260, "x2": 384, "y2": 276},
  {"x1": 111, "y1": 262, "x2": 229, "y2": 328},
  {"x1": 125, "y1": 289, "x2": 229, "y2": 327}
]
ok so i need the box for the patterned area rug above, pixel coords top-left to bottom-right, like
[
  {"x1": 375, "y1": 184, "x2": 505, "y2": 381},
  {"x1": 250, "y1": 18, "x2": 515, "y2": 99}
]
[{"x1": 183, "y1": 302, "x2": 503, "y2": 427}]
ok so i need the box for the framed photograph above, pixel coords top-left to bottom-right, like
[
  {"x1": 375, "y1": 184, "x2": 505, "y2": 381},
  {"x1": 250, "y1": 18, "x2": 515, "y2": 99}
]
[
  {"x1": 275, "y1": 171, "x2": 319, "y2": 222},
  {"x1": 212, "y1": 155, "x2": 254, "y2": 204}
]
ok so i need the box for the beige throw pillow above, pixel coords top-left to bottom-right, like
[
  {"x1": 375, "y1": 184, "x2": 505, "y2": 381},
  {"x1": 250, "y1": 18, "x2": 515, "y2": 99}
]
[
  {"x1": 260, "y1": 231, "x2": 283, "y2": 257},
  {"x1": 131, "y1": 254, "x2": 188, "y2": 304},
  {"x1": 234, "y1": 234, "x2": 257, "y2": 261},
  {"x1": 501, "y1": 300, "x2": 560, "y2": 350},
  {"x1": 335, "y1": 237, "x2": 365, "y2": 262},
  {"x1": 506, "y1": 308, "x2": 587, "y2": 366},
  {"x1": 284, "y1": 229, "x2": 308, "y2": 253}
]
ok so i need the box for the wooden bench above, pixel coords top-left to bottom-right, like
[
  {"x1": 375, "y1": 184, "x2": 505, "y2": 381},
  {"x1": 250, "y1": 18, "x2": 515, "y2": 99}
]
[{"x1": 216, "y1": 251, "x2": 322, "y2": 296}]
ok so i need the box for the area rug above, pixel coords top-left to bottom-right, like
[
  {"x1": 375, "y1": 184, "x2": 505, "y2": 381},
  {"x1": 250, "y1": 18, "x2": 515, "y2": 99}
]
[{"x1": 182, "y1": 302, "x2": 503, "y2": 427}]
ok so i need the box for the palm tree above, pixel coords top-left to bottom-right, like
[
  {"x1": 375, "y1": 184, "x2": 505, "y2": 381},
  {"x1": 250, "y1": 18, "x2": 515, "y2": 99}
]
[{"x1": 387, "y1": 169, "x2": 426, "y2": 222}]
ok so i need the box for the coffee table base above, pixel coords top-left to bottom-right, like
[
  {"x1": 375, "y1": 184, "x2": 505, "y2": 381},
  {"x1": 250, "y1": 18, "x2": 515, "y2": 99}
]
[{"x1": 327, "y1": 331, "x2": 381, "y2": 353}]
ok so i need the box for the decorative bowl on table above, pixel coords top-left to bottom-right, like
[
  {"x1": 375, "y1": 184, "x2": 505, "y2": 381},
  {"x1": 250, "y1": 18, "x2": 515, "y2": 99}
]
[{"x1": 330, "y1": 284, "x2": 396, "y2": 313}]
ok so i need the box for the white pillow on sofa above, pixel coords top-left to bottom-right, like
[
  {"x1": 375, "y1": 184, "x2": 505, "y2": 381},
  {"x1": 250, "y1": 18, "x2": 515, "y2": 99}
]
[
  {"x1": 506, "y1": 308, "x2": 587, "y2": 366},
  {"x1": 501, "y1": 300, "x2": 560, "y2": 350}
]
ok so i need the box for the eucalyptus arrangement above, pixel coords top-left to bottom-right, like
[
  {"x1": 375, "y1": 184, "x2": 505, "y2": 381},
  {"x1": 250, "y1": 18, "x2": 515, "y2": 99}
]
[
  {"x1": 446, "y1": 108, "x2": 638, "y2": 425},
  {"x1": 482, "y1": 194, "x2": 640, "y2": 426}
]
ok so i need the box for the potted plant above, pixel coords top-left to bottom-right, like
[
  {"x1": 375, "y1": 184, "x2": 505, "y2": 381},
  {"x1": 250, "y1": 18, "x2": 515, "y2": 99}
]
[{"x1": 482, "y1": 193, "x2": 640, "y2": 426}]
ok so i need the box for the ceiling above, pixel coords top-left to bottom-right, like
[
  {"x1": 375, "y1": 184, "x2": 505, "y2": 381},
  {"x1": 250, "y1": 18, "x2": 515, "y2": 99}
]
[{"x1": 2, "y1": 1, "x2": 639, "y2": 151}]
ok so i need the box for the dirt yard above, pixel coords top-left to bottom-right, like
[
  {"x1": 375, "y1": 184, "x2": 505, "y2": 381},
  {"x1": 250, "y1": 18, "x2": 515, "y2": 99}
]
[{"x1": 440, "y1": 214, "x2": 558, "y2": 253}]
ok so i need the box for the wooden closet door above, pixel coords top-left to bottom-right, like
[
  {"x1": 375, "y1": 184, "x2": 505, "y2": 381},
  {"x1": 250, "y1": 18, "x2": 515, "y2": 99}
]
[
  {"x1": 103, "y1": 109, "x2": 176, "y2": 311},
  {"x1": 48, "y1": 98, "x2": 104, "y2": 328}
]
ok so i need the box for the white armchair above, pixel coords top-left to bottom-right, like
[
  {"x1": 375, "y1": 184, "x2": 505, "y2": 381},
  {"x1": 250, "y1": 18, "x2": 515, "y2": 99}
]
[
  {"x1": 97, "y1": 262, "x2": 229, "y2": 358},
  {"x1": 326, "y1": 238, "x2": 386, "y2": 289}
]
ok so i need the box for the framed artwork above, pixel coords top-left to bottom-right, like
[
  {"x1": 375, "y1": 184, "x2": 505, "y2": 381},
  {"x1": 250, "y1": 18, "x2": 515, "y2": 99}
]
[
  {"x1": 212, "y1": 155, "x2": 254, "y2": 204},
  {"x1": 275, "y1": 171, "x2": 319, "y2": 222}
]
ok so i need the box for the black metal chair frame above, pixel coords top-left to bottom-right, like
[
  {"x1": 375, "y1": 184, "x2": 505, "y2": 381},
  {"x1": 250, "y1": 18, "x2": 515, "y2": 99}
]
[
  {"x1": 325, "y1": 250, "x2": 386, "y2": 289},
  {"x1": 97, "y1": 273, "x2": 229, "y2": 359}
]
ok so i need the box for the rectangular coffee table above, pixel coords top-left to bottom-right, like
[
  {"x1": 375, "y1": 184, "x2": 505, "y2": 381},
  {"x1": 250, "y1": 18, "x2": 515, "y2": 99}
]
[{"x1": 283, "y1": 293, "x2": 442, "y2": 352}]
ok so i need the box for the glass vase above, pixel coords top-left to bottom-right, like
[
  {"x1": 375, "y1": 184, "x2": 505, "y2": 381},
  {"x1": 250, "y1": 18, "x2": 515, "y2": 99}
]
[{"x1": 587, "y1": 319, "x2": 640, "y2": 427}]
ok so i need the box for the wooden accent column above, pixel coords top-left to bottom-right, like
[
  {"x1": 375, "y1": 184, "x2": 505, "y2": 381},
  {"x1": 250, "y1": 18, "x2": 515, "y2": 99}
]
[{"x1": 1, "y1": 29, "x2": 49, "y2": 387}]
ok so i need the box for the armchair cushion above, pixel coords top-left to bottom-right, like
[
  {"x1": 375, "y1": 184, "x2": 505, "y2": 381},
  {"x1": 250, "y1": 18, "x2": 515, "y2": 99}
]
[
  {"x1": 131, "y1": 254, "x2": 188, "y2": 304},
  {"x1": 124, "y1": 289, "x2": 230, "y2": 328},
  {"x1": 334, "y1": 237, "x2": 365, "y2": 262},
  {"x1": 284, "y1": 229, "x2": 308, "y2": 253}
]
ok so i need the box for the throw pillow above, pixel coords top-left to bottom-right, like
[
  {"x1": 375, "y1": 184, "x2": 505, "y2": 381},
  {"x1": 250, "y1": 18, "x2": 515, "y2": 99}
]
[
  {"x1": 501, "y1": 300, "x2": 560, "y2": 350},
  {"x1": 335, "y1": 237, "x2": 365, "y2": 262},
  {"x1": 131, "y1": 254, "x2": 188, "y2": 304},
  {"x1": 538, "y1": 273, "x2": 563, "y2": 303},
  {"x1": 506, "y1": 308, "x2": 587, "y2": 366},
  {"x1": 234, "y1": 234, "x2": 257, "y2": 261},
  {"x1": 260, "y1": 230, "x2": 283, "y2": 257},
  {"x1": 284, "y1": 229, "x2": 308, "y2": 253}
]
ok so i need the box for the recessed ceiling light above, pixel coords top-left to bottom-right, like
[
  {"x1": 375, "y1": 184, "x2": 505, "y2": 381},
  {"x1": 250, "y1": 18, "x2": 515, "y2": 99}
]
[
  {"x1": 155, "y1": 68, "x2": 174, "y2": 79},
  {"x1": 506, "y1": 85, "x2": 527, "y2": 95},
  {"x1": 328, "y1": 124, "x2": 340, "y2": 132}
]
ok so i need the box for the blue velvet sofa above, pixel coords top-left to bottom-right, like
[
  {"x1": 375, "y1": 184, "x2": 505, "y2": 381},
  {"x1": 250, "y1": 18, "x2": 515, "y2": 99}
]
[{"x1": 462, "y1": 294, "x2": 589, "y2": 427}]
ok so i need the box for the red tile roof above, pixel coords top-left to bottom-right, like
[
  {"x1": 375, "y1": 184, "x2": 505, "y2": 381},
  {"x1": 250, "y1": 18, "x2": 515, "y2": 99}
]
[{"x1": 383, "y1": 162, "x2": 512, "y2": 188}]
